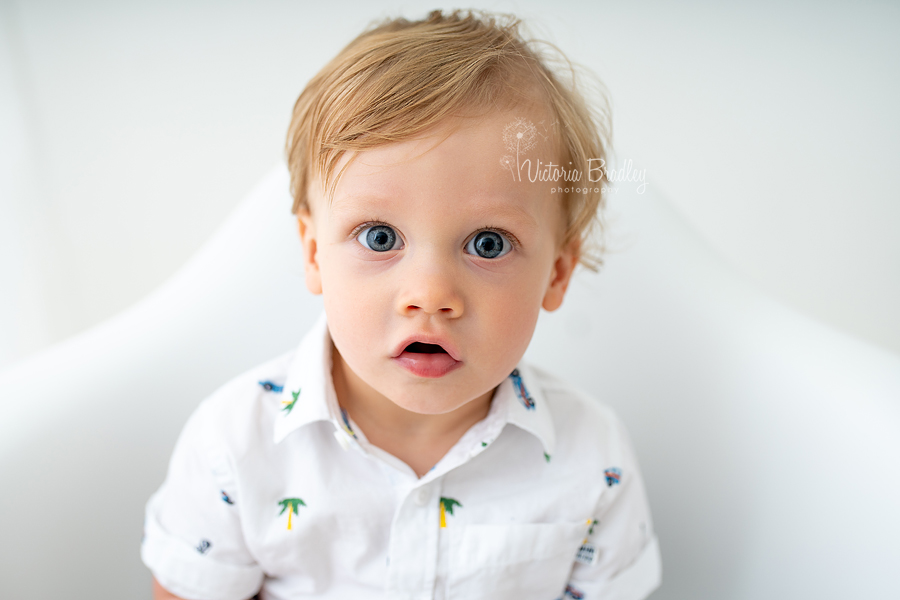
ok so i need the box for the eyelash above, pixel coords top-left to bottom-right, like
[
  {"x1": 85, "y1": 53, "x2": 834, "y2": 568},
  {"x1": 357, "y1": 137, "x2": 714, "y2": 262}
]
[
  {"x1": 469, "y1": 226, "x2": 521, "y2": 251},
  {"x1": 349, "y1": 220, "x2": 393, "y2": 240},
  {"x1": 349, "y1": 221, "x2": 520, "y2": 252}
]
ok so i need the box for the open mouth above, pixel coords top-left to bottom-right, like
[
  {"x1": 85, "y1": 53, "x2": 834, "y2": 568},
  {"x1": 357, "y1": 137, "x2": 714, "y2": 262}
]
[
  {"x1": 404, "y1": 342, "x2": 448, "y2": 354},
  {"x1": 394, "y1": 339, "x2": 460, "y2": 378}
]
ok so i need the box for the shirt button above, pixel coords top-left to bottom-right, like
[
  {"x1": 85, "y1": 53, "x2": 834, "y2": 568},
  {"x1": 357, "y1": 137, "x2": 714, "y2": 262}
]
[{"x1": 414, "y1": 487, "x2": 431, "y2": 506}]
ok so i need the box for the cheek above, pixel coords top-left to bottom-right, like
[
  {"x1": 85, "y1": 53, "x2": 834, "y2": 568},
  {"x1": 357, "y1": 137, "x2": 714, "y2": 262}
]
[
  {"x1": 476, "y1": 270, "x2": 545, "y2": 351},
  {"x1": 493, "y1": 305, "x2": 540, "y2": 357},
  {"x1": 319, "y1": 251, "x2": 382, "y2": 358},
  {"x1": 319, "y1": 249, "x2": 406, "y2": 361}
]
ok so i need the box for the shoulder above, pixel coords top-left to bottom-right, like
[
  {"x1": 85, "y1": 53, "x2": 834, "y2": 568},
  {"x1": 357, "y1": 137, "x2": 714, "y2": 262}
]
[
  {"x1": 523, "y1": 362, "x2": 635, "y2": 462},
  {"x1": 177, "y1": 350, "x2": 295, "y2": 461},
  {"x1": 525, "y1": 363, "x2": 623, "y2": 430}
]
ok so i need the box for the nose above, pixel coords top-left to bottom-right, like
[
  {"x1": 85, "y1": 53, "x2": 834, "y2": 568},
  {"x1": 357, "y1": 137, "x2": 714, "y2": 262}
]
[{"x1": 396, "y1": 258, "x2": 464, "y2": 318}]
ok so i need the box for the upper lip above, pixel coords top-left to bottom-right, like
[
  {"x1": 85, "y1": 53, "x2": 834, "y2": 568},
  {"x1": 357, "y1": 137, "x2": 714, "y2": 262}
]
[{"x1": 392, "y1": 334, "x2": 461, "y2": 362}]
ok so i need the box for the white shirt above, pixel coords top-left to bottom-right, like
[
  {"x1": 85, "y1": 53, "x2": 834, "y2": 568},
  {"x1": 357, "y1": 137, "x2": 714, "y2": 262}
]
[{"x1": 142, "y1": 314, "x2": 661, "y2": 600}]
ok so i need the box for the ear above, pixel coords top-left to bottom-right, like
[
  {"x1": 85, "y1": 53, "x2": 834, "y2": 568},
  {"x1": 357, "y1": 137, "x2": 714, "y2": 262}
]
[
  {"x1": 296, "y1": 208, "x2": 323, "y2": 295},
  {"x1": 541, "y1": 237, "x2": 580, "y2": 312}
]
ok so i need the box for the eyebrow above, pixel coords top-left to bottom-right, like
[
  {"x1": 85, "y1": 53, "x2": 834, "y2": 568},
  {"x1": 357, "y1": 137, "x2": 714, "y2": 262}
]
[
  {"x1": 466, "y1": 201, "x2": 540, "y2": 231},
  {"x1": 328, "y1": 191, "x2": 392, "y2": 211},
  {"x1": 331, "y1": 192, "x2": 542, "y2": 234}
]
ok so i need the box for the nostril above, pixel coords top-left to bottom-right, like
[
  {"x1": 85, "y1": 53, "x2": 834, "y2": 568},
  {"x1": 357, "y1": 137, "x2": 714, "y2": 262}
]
[{"x1": 400, "y1": 299, "x2": 461, "y2": 316}]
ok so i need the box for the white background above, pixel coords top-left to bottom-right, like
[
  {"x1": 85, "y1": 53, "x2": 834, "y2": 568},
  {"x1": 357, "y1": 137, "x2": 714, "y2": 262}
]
[{"x1": 1, "y1": 0, "x2": 898, "y2": 366}]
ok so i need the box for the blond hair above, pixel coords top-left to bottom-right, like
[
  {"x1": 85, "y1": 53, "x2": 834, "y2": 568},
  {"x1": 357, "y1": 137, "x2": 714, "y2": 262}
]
[{"x1": 285, "y1": 9, "x2": 611, "y2": 269}]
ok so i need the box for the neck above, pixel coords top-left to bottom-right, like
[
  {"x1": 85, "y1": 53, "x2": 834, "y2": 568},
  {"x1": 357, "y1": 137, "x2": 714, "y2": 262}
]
[{"x1": 331, "y1": 344, "x2": 493, "y2": 476}]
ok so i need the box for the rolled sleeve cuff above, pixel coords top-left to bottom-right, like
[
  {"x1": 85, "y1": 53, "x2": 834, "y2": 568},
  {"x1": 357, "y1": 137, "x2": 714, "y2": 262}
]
[{"x1": 141, "y1": 511, "x2": 264, "y2": 600}]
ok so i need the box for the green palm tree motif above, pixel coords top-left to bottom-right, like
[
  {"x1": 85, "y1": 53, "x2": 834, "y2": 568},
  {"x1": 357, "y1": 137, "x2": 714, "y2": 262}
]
[
  {"x1": 544, "y1": 452, "x2": 551, "y2": 462},
  {"x1": 278, "y1": 497, "x2": 306, "y2": 530},
  {"x1": 282, "y1": 389, "x2": 300, "y2": 414},
  {"x1": 581, "y1": 518, "x2": 600, "y2": 544},
  {"x1": 439, "y1": 497, "x2": 462, "y2": 528}
]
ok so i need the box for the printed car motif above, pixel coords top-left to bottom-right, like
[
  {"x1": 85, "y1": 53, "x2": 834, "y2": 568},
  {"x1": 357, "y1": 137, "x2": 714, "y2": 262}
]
[
  {"x1": 220, "y1": 490, "x2": 234, "y2": 505},
  {"x1": 509, "y1": 368, "x2": 535, "y2": 410},
  {"x1": 563, "y1": 584, "x2": 584, "y2": 599},
  {"x1": 604, "y1": 468, "x2": 622, "y2": 487},
  {"x1": 339, "y1": 407, "x2": 357, "y2": 439},
  {"x1": 258, "y1": 380, "x2": 284, "y2": 393}
]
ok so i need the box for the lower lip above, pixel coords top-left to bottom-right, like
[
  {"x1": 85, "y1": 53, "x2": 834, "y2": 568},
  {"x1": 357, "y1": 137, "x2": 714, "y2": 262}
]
[{"x1": 393, "y1": 351, "x2": 461, "y2": 378}]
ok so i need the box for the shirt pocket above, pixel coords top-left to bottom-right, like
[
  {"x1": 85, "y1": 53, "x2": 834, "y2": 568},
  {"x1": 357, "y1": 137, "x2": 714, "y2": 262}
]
[{"x1": 448, "y1": 521, "x2": 587, "y2": 599}]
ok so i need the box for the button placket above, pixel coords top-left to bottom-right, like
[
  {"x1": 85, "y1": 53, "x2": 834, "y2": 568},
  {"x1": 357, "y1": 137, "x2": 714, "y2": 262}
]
[
  {"x1": 386, "y1": 482, "x2": 442, "y2": 595},
  {"x1": 415, "y1": 486, "x2": 431, "y2": 506}
]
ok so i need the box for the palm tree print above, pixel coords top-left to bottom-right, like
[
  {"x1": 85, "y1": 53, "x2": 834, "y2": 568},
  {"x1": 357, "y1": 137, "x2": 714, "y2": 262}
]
[
  {"x1": 282, "y1": 389, "x2": 300, "y2": 414},
  {"x1": 583, "y1": 518, "x2": 599, "y2": 544},
  {"x1": 278, "y1": 497, "x2": 306, "y2": 530},
  {"x1": 439, "y1": 497, "x2": 462, "y2": 528}
]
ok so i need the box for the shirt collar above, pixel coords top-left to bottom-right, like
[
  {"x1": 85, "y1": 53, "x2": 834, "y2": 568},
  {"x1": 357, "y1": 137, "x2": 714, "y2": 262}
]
[
  {"x1": 273, "y1": 313, "x2": 556, "y2": 457},
  {"x1": 273, "y1": 312, "x2": 339, "y2": 444},
  {"x1": 494, "y1": 363, "x2": 556, "y2": 457}
]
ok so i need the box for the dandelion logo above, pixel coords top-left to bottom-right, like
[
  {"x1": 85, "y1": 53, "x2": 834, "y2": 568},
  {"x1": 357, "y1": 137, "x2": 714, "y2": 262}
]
[{"x1": 500, "y1": 118, "x2": 538, "y2": 180}]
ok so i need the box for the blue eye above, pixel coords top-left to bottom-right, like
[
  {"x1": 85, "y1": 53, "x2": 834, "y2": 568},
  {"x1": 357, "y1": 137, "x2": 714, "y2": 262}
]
[
  {"x1": 466, "y1": 231, "x2": 512, "y2": 259},
  {"x1": 357, "y1": 225, "x2": 402, "y2": 252}
]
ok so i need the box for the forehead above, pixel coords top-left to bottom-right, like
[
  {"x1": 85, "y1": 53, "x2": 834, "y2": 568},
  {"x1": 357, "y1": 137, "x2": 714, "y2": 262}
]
[{"x1": 315, "y1": 105, "x2": 564, "y2": 225}]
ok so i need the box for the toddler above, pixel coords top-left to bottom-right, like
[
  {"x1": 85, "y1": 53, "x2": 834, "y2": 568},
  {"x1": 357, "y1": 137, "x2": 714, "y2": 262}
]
[{"x1": 142, "y1": 9, "x2": 661, "y2": 600}]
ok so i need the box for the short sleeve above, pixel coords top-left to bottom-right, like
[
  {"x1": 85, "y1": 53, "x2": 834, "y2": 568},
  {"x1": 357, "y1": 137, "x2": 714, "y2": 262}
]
[
  {"x1": 141, "y1": 398, "x2": 264, "y2": 600},
  {"x1": 561, "y1": 413, "x2": 662, "y2": 600}
]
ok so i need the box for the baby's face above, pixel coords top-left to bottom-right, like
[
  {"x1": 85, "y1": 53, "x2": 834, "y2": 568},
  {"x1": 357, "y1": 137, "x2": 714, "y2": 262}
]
[{"x1": 298, "y1": 107, "x2": 578, "y2": 415}]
